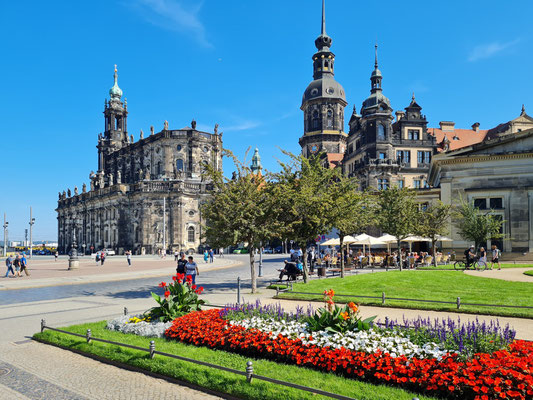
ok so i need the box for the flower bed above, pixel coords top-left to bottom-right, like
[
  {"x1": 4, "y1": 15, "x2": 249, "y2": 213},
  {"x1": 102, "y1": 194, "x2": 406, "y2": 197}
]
[{"x1": 165, "y1": 309, "x2": 533, "y2": 400}]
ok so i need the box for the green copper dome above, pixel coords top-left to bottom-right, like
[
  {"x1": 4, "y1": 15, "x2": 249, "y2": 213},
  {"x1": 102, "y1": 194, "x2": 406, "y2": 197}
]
[{"x1": 109, "y1": 65, "x2": 123, "y2": 100}]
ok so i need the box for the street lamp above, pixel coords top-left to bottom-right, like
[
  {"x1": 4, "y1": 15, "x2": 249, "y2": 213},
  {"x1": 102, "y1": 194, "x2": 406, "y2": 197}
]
[
  {"x1": 2, "y1": 213, "x2": 8, "y2": 257},
  {"x1": 258, "y1": 241, "x2": 263, "y2": 277},
  {"x1": 29, "y1": 207, "x2": 35, "y2": 258},
  {"x1": 82, "y1": 243, "x2": 86, "y2": 256}
]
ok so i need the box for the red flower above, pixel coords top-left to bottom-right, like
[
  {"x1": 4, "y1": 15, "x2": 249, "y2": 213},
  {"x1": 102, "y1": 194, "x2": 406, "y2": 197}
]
[
  {"x1": 172, "y1": 276, "x2": 178, "y2": 281},
  {"x1": 164, "y1": 291, "x2": 170, "y2": 297},
  {"x1": 158, "y1": 282, "x2": 167, "y2": 288}
]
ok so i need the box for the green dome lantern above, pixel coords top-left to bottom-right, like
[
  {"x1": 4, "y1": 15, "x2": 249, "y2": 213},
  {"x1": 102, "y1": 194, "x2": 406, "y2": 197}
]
[{"x1": 109, "y1": 64, "x2": 123, "y2": 100}]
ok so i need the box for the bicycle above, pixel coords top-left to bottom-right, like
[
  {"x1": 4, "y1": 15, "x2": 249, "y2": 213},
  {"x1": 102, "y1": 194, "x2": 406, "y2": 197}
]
[{"x1": 454, "y1": 258, "x2": 486, "y2": 271}]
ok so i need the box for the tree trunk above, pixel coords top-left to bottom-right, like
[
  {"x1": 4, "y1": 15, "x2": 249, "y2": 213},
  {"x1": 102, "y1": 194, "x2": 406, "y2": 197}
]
[
  {"x1": 340, "y1": 235, "x2": 345, "y2": 278},
  {"x1": 249, "y1": 245, "x2": 256, "y2": 293},
  {"x1": 398, "y1": 240, "x2": 403, "y2": 271},
  {"x1": 432, "y1": 240, "x2": 438, "y2": 268},
  {"x1": 301, "y1": 241, "x2": 309, "y2": 283}
]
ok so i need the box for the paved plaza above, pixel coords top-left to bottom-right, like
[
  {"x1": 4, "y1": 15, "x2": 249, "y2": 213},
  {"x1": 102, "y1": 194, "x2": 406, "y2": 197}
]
[{"x1": 1, "y1": 254, "x2": 532, "y2": 399}]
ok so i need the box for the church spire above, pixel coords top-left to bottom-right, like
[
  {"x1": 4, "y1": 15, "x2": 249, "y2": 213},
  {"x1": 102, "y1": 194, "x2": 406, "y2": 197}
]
[
  {"x1": 374, "y1": 43, "x2": 378, "y2": 69},
  {"x1": 370, "y1": 44, "x2": 383, "y2": 94},
  {"x1": 315, "y1": 0, "x2": 332, "y2": 52},
  {"x1": 321, "y1": 0, "x2": 326, "y2": 35},
  {"x1": 250, "y1": 148, "x2": 262, "y2": 175},
  {"x1": 109, "y1": 64, "x2": 123, "y2": 102}
]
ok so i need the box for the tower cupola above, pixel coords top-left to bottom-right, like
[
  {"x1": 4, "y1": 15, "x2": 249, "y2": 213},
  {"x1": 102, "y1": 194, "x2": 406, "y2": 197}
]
[{"x1": 109, "y1": 64, "x2": 123, "y2": 101}]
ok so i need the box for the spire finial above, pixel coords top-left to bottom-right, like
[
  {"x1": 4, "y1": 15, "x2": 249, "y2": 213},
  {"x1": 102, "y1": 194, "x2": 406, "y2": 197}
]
[
  {"x1": 321, "y1": 0, "x2": 326, "y2": 35},
  {"x1": 521, "y1": 104, "x2": 526, "y2": 115},
  {"x1": 412, "y1": 92, "x2": 416, "y2": 101},
  {"x1": 374, "y1": 43, "x2": 378, "y2": 69},
  {"x1": 109, "y1": 64, "x2": 123, "y2": 100}
]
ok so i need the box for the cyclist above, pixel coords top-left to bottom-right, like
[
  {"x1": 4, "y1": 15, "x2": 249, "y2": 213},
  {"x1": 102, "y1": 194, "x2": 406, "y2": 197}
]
[{"x1": 464, "y1": 245, "x2": 476, "y2": 269}]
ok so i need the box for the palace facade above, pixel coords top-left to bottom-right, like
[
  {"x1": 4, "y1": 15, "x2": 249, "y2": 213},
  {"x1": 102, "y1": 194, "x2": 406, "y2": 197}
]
[{"x1": 57, "y1": 67, "x2": 223, "y2": 255}]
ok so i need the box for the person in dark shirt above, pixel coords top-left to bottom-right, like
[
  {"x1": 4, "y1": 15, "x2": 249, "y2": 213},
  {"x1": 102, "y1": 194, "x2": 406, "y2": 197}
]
[
  {"x1": 464, "y1": 245, "x2": 476, "y2": 268},
  {"x1": 176, "y1": 253, "x2": 188, "y2": 274},
  {"x1": 279, "y1": 260, "x2": 299, "y2": 281}
]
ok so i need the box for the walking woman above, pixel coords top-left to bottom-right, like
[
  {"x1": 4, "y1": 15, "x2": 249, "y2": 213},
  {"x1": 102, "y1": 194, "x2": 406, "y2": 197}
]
[{"x1": 478, "y1": 246, "x2": 488, "y2": 270}]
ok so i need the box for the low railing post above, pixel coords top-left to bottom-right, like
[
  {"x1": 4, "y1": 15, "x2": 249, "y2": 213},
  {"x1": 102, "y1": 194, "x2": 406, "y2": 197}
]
[
  {"x1": 237, "y1": 277, "x2": 241, "y2": 304},
  {"x1": 382, "y1": 292, "x2": 386, "y2": 305},
  {"x1": 86, "y1": 329, "x2": 92, "y2": 344},
  {"x1": 246, "y1": 361, "x2": 254, "y2": 383},
  {"x1": 124, "y1": 307, "x2": 128, "y2": 316},
  {"x1": 457, "y1": 297, "x2": 461, "y2": 310},
  {"x1": 149, "y1": 340, "x2": 155, "y2": 359},
  {"x1": 41, "y1": 319, "x2": 46, "y2": 333},
  {"x1": 276, "y1": 286, "x2": 279, "y2": 297}
]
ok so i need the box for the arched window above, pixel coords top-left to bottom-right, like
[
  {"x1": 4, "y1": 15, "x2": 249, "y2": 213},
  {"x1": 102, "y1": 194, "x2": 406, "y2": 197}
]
[
  {"x1": 188, "y1": 226, "x2": 195, "y2": 242},
  {"x1": 176, "y1": 159, "x2": 184, "y2": 171},
  {"x1": 327, "y1": 110, "x2": 333, "y2": 129},
  {"x1": 378, "y1": 125, "x2": 385, "y2": 140},
  {"x1": 157, "y1": 162, "x2": 162, "y2": 175},
  {"x1": 312, "y1": 110, "x2": 320, "y2": 129}
]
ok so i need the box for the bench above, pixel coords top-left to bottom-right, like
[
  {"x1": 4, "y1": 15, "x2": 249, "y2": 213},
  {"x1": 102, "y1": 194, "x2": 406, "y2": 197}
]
[{"x1": 328, "y1": 267, "x2": 354, "y2": 276}]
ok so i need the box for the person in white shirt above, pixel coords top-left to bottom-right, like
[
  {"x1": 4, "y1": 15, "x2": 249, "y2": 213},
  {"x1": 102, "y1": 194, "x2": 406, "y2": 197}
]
[
  {"x1": 185, "y1": 256, "x2": 199, "y2": 284},
  {"x1": 490, "y1": 245, "x2": 501, "y2": 270}
]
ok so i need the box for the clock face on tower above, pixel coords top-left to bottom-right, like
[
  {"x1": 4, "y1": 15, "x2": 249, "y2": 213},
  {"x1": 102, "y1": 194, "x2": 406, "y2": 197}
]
[{"x1": 309, "y1": 144, "x2": 319, "y2": 154}]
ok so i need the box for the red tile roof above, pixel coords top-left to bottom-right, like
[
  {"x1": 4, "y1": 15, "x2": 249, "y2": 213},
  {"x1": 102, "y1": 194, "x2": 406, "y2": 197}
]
[{"x1": 428, "y1": 128, "x2": 488, "y2": 152}]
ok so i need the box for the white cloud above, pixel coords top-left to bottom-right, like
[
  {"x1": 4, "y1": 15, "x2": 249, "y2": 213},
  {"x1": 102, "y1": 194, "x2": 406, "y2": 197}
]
[
  {"x1": 222, "y1": 120, "x2": 261, "y2": 132},
  {"x1": 468, "y1": 39, "x2": 519, "y2": 62},
  {"x1": 128, "y1": 0, "x2": 211, "y2": 47}
]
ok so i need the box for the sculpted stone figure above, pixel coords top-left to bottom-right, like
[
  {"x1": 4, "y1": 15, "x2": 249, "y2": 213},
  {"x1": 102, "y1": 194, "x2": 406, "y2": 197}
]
[
  {"x1": 140, "y1": 129, "x2": 144, "y2": 139},
  {"x1": 164, "y1": 120, "x2": 169, "y2": 130},
  {"x1": 67, "y1": 188, "x2": 71, "y2": 197},
  {"x1": 191, "y1": 119, "x2": 196, "y2": 130},
  {"x1": 130, "y1": 134, "x2": 134, "y2": 143},
  {"x1": 74, "y1": 186, "x2": 78, "y2": 196},
  {"x1": 145, "y1": 170, "x2": 150, "y2": 180},
  {"x1": 214, "y1": 123, "x2": 219, "y2": 134},
  {"x1": 108, "y1": 173, "x2": 114, "y2": 186},
  {"x1": 58, "y1": 192, "x2": 61, "y2": 200},
  {"x1": 90, "y1": 180, "x2": 95, "y2": 191},
  {"x1": 116, "y1": 170, "x2": 122, "y2": 184},
  {"x1": 62, "y1": 191, "x2": 66, "y2": 199},
  {"x1": 138, "y1": 169, "x2": 143, "y2": 180},
  {"x1": 150, "y1": 125, "x2": 154, "y2": 135},
  {"x1": 82, "y1": 183, "x2": 87, "y2": 193}
]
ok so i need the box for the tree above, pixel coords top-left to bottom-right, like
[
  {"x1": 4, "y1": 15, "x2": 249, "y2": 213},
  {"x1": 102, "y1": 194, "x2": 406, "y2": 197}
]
[
  {"x1": 271, "y1": 151, "x2": 338, "y2": 283},
  {"x1": 201, "y1": 150, "x2": 276, "y2": 293},
  {"x1": 415, "y1": 201, "x2": 452, "y2": 267},
  {"x1": 376, "y1": 187, "x2": 419, "y2": 271},
  {"x1": 329, "y1": 178, "x2": 376, "y2": 277},
  {"x1": 454, "y1": 199, "x2": 504, "y2": 250}
]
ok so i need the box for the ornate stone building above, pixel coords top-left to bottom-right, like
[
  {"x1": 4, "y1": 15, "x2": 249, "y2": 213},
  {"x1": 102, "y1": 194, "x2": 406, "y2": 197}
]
[{"x1": 57, "y1": 66, "x2": 223, "y2": 255}]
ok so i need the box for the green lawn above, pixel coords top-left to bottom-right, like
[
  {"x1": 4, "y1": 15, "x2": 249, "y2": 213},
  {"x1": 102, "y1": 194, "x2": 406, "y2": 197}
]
[
  {"x1": 34, "y1": 322, "x2": 437, "y2": 400},
  {"x1": 524, "y1": 270, "x2": 533, "y2": 277},
  {"x1": 274, "y1": 270, "x2": 533, "y2": 318},
  {"x1": 417, "y1": 263, "x2": 533, "y2": 270}
]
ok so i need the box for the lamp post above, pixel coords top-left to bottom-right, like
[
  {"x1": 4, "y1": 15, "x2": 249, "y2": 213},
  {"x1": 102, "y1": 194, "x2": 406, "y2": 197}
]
[
  {"x1": 82, "y1": 243, "x2": 86, "y2": 256},
  {"x1": 68, "y1": 229, "x2": 79, "y2": 270},
  {"x1": 2, "y1": 214, "x2": 8, "y2": 257},
  {"x1": 258, "y1": 241, "x2": 263, "y2": 277},
  {"x1": 29, "y1": 207, "x2": 35, "y2": 258}
]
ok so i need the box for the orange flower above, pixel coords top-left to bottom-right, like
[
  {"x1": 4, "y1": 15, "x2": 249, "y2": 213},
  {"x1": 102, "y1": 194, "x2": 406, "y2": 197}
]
[
  {"x1": 340, "y1": 311, "x2": 349, "y2": 320},
  {"x1": 348, "y1": 302, "x2": 358, "y2": 313}
]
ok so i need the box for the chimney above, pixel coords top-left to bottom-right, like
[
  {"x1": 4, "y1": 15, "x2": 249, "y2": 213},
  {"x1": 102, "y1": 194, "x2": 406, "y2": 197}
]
[
  {"x1": 439, "y1": 121, "x2": 455, "y2": 131},
  {"x1": 396, "y1": 111, "x2": 405, "y2": 122},
  {"x1": 471, "y1": 122, "x2": 480, "y2": 132}
]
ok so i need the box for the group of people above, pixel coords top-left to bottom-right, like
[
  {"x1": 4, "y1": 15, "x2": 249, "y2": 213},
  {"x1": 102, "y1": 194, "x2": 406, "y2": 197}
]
[
  {"x1": 203, "y1": 249, "x2": 215, "y2": 263},
  {"x1": 4, "y1": 253, "x2": 30, "y2": 278},
  {"x1": 464, "y1": 244, "x2": 502, "y2": 270},
  {"x1": 176, "y1": 252, "x2": 200, "y2": 284}
]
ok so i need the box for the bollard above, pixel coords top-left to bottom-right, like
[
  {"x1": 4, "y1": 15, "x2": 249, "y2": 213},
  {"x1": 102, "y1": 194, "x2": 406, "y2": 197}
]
[
  {"x1": 41, "y1": 319, "x2": 46, "y2": 333},
  {"x1": 86, "y1": 329, "x2": 92, "y2": 344},
  {"x1": 149, "y1": 340, "x2": 155, "y2": 359},
  {"x1": 124, "y1": 307, "x2": 128, "y2": 316},
  {"x1": 246, "y1": 361, "x2": 254, "y2": 383},
  {"x1": 457, "y1": 297, "x2": 461, "y2": 310},
  {"x1": 237, "y1": 277, "x2": 241, "y2": 304},
  {"x1": 382, "y1": 292, "x2": 386, "y2": 305},
  {"x1": 276, "y1": 286, "x2": 279, "y2": 297}
]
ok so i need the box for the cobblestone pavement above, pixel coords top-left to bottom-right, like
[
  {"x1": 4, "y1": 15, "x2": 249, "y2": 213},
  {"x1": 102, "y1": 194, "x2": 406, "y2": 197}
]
[
  {"x1": 464, "y1": 267, "x2": 533, "y2": 282},
  {"x1": 0, "y1": 342, "x2": 221, "y2": 400}
]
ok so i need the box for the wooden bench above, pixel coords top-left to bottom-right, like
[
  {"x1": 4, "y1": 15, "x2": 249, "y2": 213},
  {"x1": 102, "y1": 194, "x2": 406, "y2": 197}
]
[{"x1": 328, "y1": 267, "x2": 354, "y2": 276}]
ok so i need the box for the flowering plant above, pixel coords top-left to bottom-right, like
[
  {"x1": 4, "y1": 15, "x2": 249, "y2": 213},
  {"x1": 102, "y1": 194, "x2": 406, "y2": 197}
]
[
  {"x1": 304, "y1": 289, "x2": 375, "y2": 334},
  {"x1": 145, "y1": 273, "x2": 205, "y2": 322}
]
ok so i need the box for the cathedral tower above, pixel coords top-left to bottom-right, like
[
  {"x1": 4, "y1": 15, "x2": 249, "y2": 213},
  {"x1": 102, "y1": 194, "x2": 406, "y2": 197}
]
[{"x1": 299, "y1": 0, "x2": 347, "y2": 166}]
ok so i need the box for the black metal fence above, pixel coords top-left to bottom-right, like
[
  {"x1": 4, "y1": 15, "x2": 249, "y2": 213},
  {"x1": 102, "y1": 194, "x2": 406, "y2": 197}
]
[
  {"x1": 40, "y1": 319, "x2": 381, "y2": 400},
  {"x1": 275, "y1": 288, "x2": 533, "y2": 311}
]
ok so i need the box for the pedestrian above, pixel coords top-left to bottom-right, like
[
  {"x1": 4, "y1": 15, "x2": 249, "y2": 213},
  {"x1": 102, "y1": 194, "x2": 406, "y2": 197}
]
[
  {"x1": 219, "y1": 247, "x2": 224, "y2": 258},
  {"x1": 54, "y1": 251, "x2": 58, "y2": 262},
  {"x1": 13, "y1": 254, "x2": 22, "y2": 277},
  {"x1": 185, "y1": 256, "x2": 199, "y2": 284},
  {"x1": 478, "y1": 246, "x2": 488, "y2": 270},
  {"x1": 174, "y1": 250, "x2": 179, "y2": 262},
  {"x1": 100, "y1": 251, "x2": 105, "y2": 266},
  {"x1": 209, "y1": 249, "x2": 214, "y2": 263},
  {"x1": 203, "y1": 250, "x2": 209, "y2": 263},
  {"x1": 491, "y1": 244, "x2": 502, "y2": 270},
  {"x1": 126, "y1": 250, "x2": 132, "y2": 266},
  {"x1": 176, "y1": 252, "x2": 187, "y2": 274},
  {"x1": 20, "y1": 254, "x2": 30, "y2": 276},
  {"x1": 95, "y1": 252, "x2": 100, "y2": 265},
  {"x1": 4, "y1": 255, "x2": 14, "y2": 278}
]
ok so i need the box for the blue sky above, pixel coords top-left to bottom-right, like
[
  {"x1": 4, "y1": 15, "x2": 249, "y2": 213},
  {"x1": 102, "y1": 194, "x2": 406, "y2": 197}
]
[{"x1": 1, "y1": 0, "x2": 532, "y2": 241}]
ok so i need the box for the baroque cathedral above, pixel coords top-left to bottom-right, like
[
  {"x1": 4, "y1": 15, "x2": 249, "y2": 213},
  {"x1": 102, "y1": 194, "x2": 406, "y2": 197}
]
[{"x1": 57, "y1": 66, "x2": 223, "y2": 255}]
